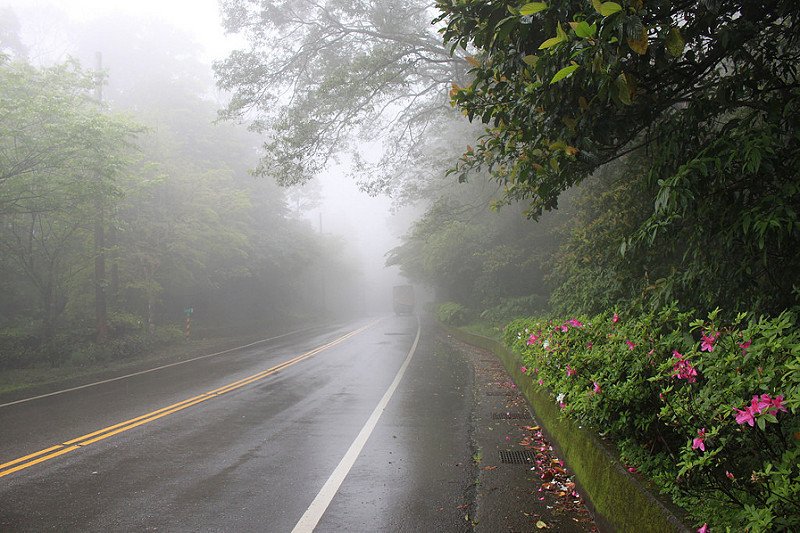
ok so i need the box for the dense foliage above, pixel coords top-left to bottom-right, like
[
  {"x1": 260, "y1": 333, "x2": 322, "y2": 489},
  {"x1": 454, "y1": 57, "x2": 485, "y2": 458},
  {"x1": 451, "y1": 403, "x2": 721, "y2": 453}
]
[
  {"x1": 505, "y1": 308, "x2": 800, "y2": 531},
  {"x1": 386, "y1": 178, "x2": 560, "y2": 313},
  {"x1": 434, "y1": 0, "x2": 800, "y2": 315},
  {"x1": 0, "y1": 21, "x2": 360, "y2": 368}
]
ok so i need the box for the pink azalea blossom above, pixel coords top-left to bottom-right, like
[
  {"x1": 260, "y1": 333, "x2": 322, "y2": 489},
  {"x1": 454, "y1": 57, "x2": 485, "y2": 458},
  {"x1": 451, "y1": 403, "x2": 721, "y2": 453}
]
[
  {"x1": 527, "y1": 333, "x2": 539, "y2": 345},
  {"x1": 538, "y1": 379, "x2": 544, "y2": 386},
  {"x1": 734, "y1": 407, "x2": 755, "y2": 427},
  {"x1": 625, "y1": 340, "x2": 636, "y2": 350},
  {"x1": 568, "y1": 319, "x2": 584, "y2": 328},
  {"x1": 592, "y1": 381, "x2": 602, "y2": 394},
  {"x1": 586, "y1": 342, "x2": 593, "y2": 349},
  {"x1": 559, "y1": 325, "x2": 569, "y2": 333},
  {"x1": 697, "y1": 524, "x2": 709, "y2": 533},
  {"x1": 672, "y1": 350, "x2": 698, "y2": 383},
  {"x1": 612, "y1": 313, "x2": 619, "y2": 323},
  {"x1": 700, "y1": 331, "x2": 719, "y2": 352},
  {"x1": 732, "y1": 393, "x2": 787, "y2": 427},
  {"x1": 520, "y1": 366, "x2": 528, "y2": 374},
  {"x1": 769, "y1": 394, "x2": 787, "y2": 414},
  {"x1": 692, "y1": 428, "x2": 706, "y2": 452},
  {"x1": 739, "y1": 339, "x2": 751, "y2": 356},
  {"x1": 659, "y1": 392, "x2": 665, "y2": 402},
  {"x1": 725, "y1": 471, "x2": 735, "y2": 481},
  {"x1": 565, "y1": 364, "x2": 576, "y2": 377}
]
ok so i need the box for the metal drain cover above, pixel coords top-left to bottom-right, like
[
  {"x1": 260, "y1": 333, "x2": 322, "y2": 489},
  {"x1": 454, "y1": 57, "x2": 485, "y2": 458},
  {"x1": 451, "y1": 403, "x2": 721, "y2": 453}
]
[
  {"x1": 492, "y1": 412, "x2": 532, "y2": 420},
  {"x1": 499, "y1": 450, "x2": 537, "y2": 464}
]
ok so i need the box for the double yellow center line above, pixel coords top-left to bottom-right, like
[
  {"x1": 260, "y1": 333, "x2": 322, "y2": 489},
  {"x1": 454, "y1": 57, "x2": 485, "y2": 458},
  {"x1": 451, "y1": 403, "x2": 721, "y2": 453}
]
[{"x1": 0, "y1": 321, "x2": 378, "y2": 479}]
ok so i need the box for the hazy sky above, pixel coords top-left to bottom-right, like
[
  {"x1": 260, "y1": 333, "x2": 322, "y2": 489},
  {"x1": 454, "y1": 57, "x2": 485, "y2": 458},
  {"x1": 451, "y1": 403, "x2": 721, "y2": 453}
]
[{"x1": 6, "y1": 0, "x2": 240, "y2": 62}]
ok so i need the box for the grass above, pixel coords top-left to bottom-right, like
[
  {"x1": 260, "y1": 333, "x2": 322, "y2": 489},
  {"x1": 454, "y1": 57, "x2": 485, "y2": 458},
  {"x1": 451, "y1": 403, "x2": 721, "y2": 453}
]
[
  {"x1": 461, "y1": 321, "x2": 504, "y2": 340},
  {"x1": 0, "y1": 321, "x2": 311, "y2": 400}
]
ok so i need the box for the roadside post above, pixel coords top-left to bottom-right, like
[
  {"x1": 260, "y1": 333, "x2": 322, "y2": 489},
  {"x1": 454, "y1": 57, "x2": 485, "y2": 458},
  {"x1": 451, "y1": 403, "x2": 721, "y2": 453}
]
[{"x1": 184, "y1": 306, "x2": 193, "y2": 341}]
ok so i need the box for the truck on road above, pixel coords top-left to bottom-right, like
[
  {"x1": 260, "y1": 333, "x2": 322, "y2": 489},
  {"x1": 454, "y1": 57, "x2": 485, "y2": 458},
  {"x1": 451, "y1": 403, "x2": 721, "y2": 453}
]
[{"x1": 392, "y1": 285, "x2": 415, "y2": 316}]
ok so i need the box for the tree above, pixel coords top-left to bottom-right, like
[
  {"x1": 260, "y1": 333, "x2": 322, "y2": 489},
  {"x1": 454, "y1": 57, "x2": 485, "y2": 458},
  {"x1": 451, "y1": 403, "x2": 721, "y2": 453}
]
[
  {"x1": 0, "y1": 60, "x2": 138, "y2": 338},
  {"x1": 214, "y1": 0, "x2": 471, "y2": 195},
  {"x1": 437, "y1": 0, "x2": 800, "y2": 313}
]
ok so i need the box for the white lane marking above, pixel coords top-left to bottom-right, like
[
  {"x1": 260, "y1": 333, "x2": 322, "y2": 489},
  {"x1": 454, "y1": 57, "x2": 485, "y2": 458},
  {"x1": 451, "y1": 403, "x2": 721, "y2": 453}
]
[
  {"x1": 291, "y1": 316, "x2": 421, "y2": 533},
  {"x1": 0, "y1": 326, "x2": 321, "y2": 409}
]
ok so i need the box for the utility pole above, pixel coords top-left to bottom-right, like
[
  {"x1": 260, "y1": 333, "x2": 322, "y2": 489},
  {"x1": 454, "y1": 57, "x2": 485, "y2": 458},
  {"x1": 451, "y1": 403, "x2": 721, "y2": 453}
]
[
  {"x1": 319, "y1": 212, "x2": 327, "y2": 315},
  {"x1": 94, "y1": 51, "x2": 108, "y2": 343}
]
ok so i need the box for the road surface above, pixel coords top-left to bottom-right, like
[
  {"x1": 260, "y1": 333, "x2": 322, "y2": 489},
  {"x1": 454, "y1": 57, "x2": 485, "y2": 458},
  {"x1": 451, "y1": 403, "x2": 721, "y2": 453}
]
[{"x1": 0, "y1": 315, "x2": 481, "y2": 531}]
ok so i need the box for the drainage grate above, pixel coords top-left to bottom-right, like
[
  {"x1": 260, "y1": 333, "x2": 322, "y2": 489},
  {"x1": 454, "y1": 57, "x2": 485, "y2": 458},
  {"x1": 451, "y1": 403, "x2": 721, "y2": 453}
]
[
  {"x1": 492, "y1": 412, "x2": 532, "y2": 420},
  {"x1": 499, "y1": 450, "x2": 538, "y2": 464}
]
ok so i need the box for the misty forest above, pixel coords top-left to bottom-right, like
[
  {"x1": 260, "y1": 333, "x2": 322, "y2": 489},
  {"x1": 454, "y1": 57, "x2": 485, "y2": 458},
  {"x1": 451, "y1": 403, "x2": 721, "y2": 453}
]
[{"x1": 2, "y1": 1, "x2": 800, "y2": 531}]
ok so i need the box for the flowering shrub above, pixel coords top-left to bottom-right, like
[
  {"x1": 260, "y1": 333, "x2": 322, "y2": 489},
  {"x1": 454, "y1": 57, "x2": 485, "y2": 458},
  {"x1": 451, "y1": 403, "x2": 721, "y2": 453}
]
[{"x1": 504, "y1": 305, "x2": 800, "y2": 532}]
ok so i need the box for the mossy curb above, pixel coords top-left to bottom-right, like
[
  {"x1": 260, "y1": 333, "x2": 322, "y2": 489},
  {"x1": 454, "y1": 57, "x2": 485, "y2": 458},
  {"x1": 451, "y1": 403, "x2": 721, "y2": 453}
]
[{"x1": 444, "y1": 324, "x2": 690, "y2": 533}]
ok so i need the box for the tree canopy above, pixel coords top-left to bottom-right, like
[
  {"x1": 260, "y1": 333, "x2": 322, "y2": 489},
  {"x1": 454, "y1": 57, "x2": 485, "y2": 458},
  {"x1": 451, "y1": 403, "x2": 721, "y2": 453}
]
[
  {"x1": 214, "y1": 0, "x2": 471, "y2": 194},
  {"x1": 433, "y1": 0, "x2": 800, "y2": 314}
]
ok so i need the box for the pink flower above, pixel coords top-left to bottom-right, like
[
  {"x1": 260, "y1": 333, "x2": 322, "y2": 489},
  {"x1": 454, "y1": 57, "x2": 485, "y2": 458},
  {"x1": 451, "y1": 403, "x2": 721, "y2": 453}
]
[
  {"x1": 593, "y1": 381, "x2": 602, "y2": 394},
  {"x1": 627, "y1": 466, "x2": 637, "y2": 473},
  {"x1": 538, "y1": 379, "x2": 544, "y2": 385},
  {"x1": 659, "y1": 392, "x2": 665, "y2": 401},
  {"x1": 586, "y1": 342, "x2": 593, "y2": 349},
  {"x1": 739, "y1": 339, "x2": 751, "y2": 356},
  {"x1": 612, "y1": 313, "x2": 619, "y2": 323},
  {"x1": 697, "y1": 524, "x2": 708, "y2": 533},
  {"x1": 527, "y1": 333, "x2": 539, "y2": 345},
  {"x1": 734, "y1": 407, "x2": 755, "y2": 427},
  {"x1": 769, "y1": 394, "x2": 787, "y2": 414},
  {"x1": 568, "y1": 319, "x2": 583, "y2": 328},
  {"x1": 565, "y1": 364, "x2": 576, "y2": 377},
  {"x1": 520, "y1": 366, "x2": 528, "y2": 374},
  {"x1": 692, "y1": 428, "x2": 706, "y2": 452},
  {"x1": 700, "y1": 331, "x2": 719, "y2": 352},
  {"x1": 560, "y1": 325, "x2": 569, "y2": 333},
  {"x1": 672, "y1": 350, "x2": 698, "y2": 383},
  {"x1": 725, "y1": 471, "x2": 735, "y2": 481},
  {"x1": 625, "y1": 340, "x2": 636, "y2": 350},
  {"x1": 733, "y1": 393, "x2": 787, "y2": 427}
]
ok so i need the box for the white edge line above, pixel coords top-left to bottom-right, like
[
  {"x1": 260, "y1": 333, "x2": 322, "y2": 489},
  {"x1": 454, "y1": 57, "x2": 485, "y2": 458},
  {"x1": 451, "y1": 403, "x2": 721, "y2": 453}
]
[
  {"x1": 0, "y1": 327, "x2": 318, "y2": 409},
  {"x1": 291, "y1": 316, "x2": 421, "y2": 533}
]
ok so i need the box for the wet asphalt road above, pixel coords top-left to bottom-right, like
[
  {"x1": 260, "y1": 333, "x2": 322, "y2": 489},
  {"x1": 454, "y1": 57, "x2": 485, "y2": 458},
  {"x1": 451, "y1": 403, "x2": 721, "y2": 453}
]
[{"x1": 0, "y1": 315, "x2": 475, "y2": 532}]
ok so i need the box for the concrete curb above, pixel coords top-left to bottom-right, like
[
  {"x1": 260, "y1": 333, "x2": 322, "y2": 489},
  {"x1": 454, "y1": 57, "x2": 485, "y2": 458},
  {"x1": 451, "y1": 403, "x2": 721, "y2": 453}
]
[{"x1": 444, "y1": 325, "x2": 691, "y2": 533}]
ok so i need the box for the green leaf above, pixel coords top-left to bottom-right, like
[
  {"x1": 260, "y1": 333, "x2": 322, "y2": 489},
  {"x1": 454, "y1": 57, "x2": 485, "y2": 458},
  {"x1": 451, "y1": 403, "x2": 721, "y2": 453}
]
[
  {"x1": 520, "y1": 2, "x2": 548, "y2": 15},
  {"x1": 614, "y1": 73, "x2": 632, "y2": 105},
  {"x1": 522, "y1": 54, "x2": 539, "y2": 66},
  {"x1": 571, "y1": 21, "x2": 597, "y2": 38},
  {"x1": 666, "y1": 27, "x2": 685, "y2": 57},
  {"x1": 556, "y1": 22, "x2": 567, "y2": 40},
  {"x1": 598, "y1": 2, "x2": 623, "y2": 16},
  {"x1": 550, "y1": 64, "x2": 579, "y2": 84},
  {"x1": 539, "y1": 36, "x2": 564, "y2": 50},
  {"x1": 539, "y1": 23, "x2": 566, "y2": 49}
]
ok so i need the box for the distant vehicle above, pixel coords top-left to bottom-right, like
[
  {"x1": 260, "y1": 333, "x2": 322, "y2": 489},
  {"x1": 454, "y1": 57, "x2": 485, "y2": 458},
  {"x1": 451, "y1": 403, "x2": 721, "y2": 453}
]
[{"x1": 392, "y1": 285, "x2": 415, "y2": 316}]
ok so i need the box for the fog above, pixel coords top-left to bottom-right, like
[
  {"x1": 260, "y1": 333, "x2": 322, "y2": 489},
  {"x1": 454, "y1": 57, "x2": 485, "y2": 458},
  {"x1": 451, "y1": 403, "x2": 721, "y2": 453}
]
[{"x1": 2, "y1": 0, "x2": 413, "y2": 328}]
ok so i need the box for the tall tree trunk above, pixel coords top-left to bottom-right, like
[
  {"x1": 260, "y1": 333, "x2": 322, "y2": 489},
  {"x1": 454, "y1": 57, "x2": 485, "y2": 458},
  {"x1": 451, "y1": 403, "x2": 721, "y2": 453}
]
[{"x1": 95, "y1": 200, "x2": 108, "y2": 343}]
